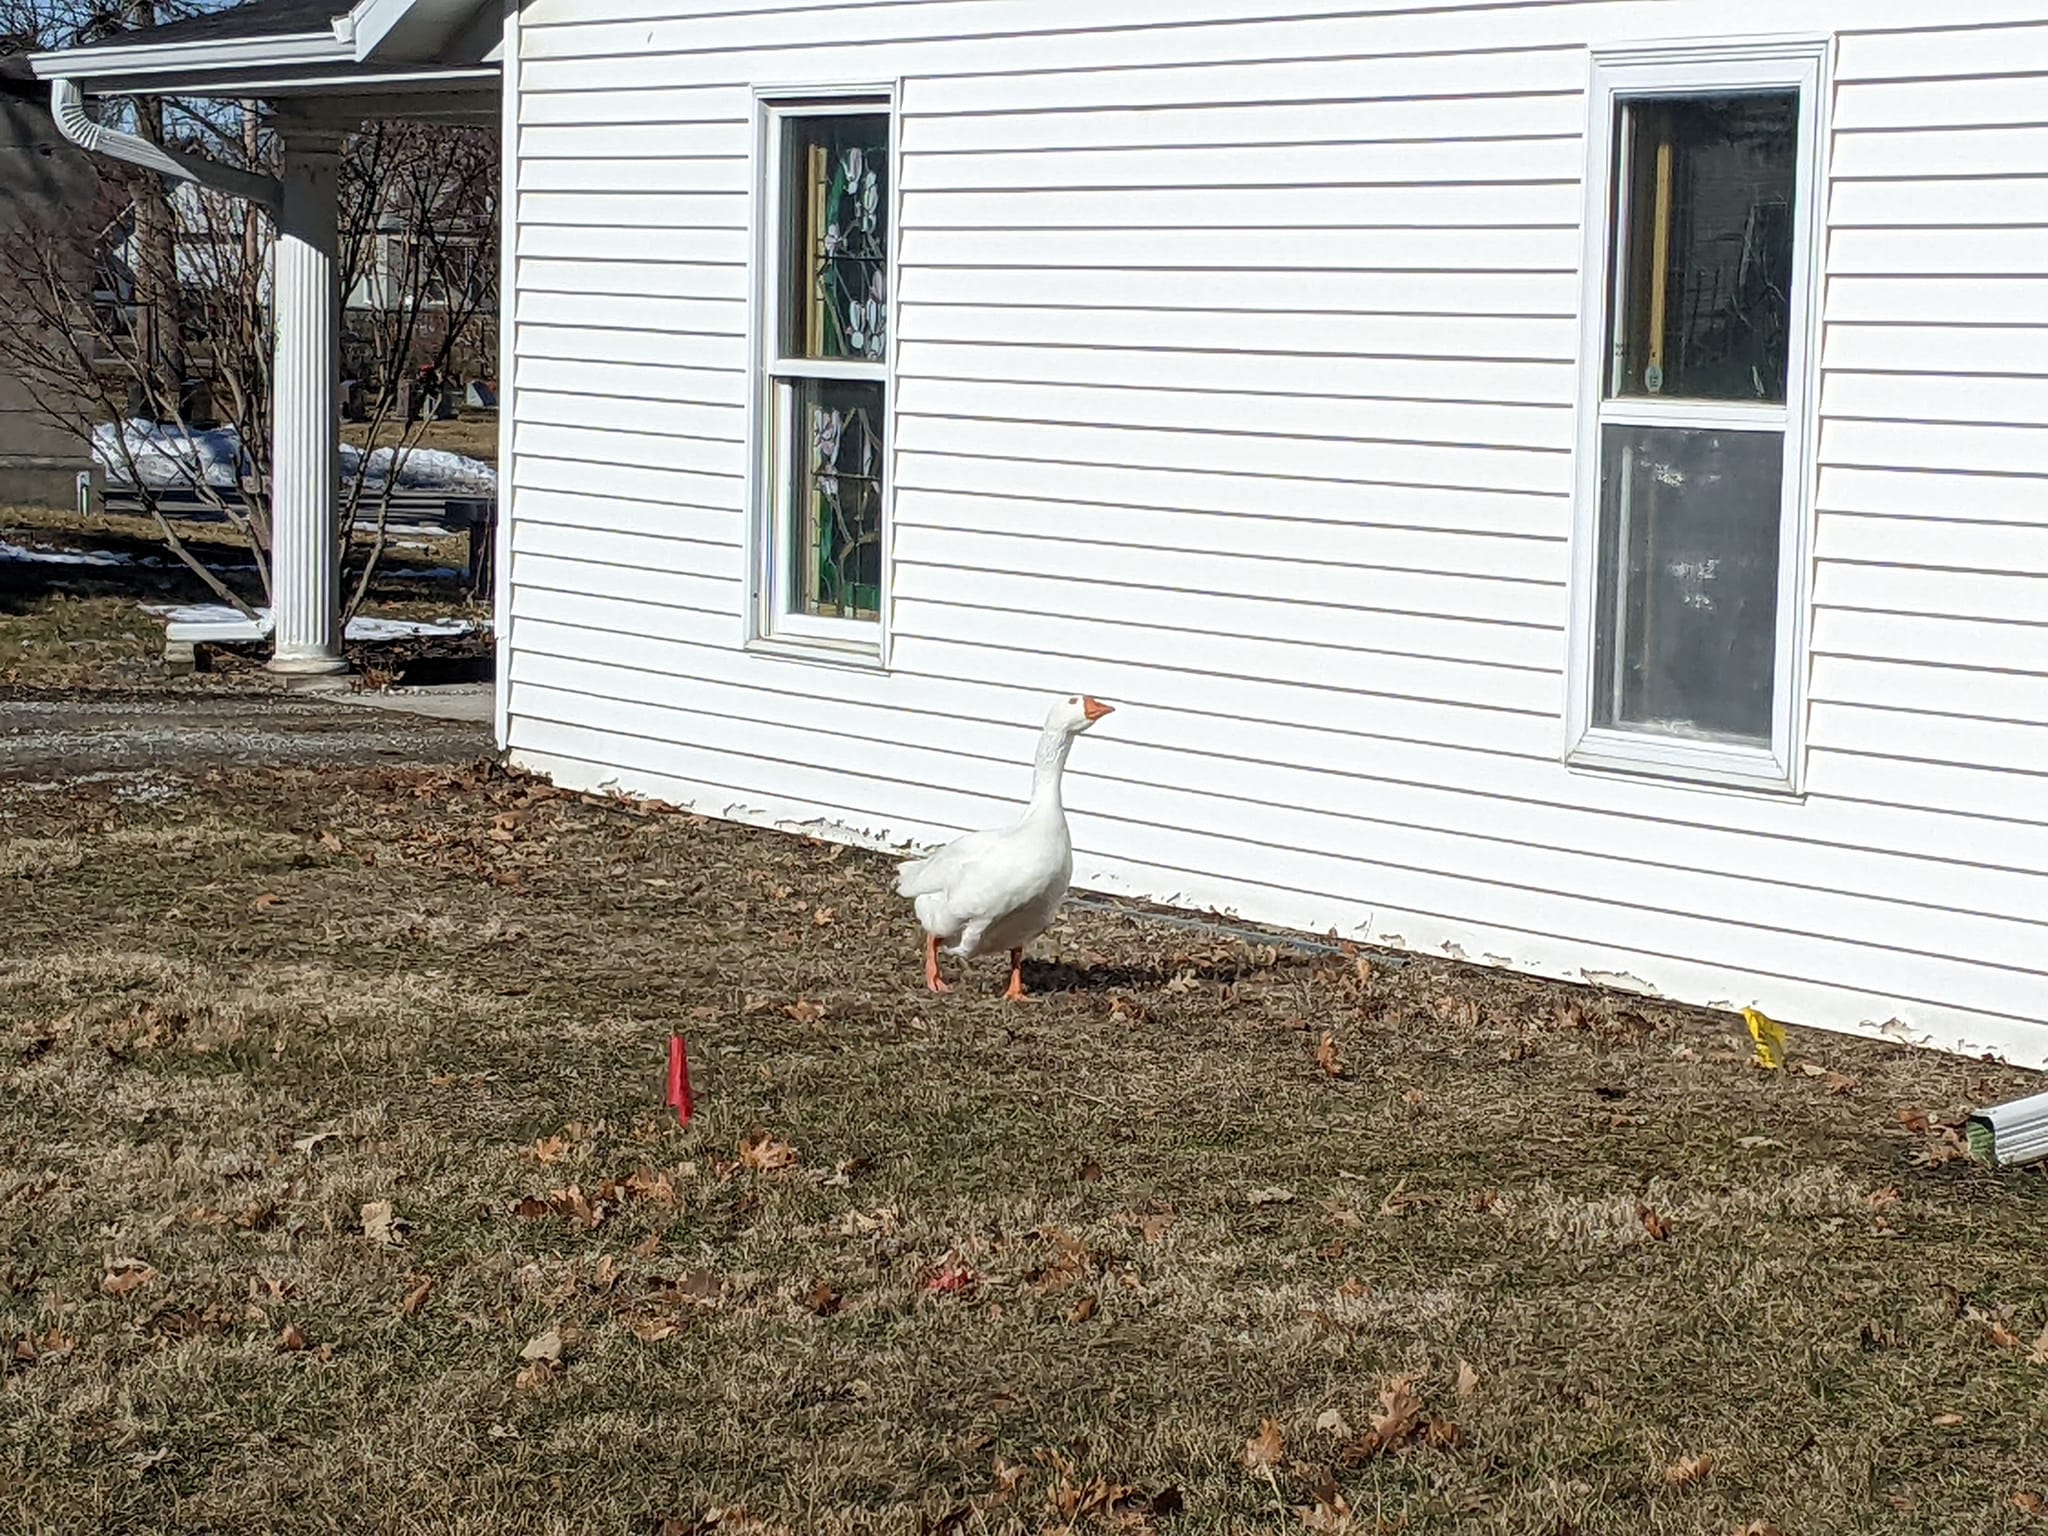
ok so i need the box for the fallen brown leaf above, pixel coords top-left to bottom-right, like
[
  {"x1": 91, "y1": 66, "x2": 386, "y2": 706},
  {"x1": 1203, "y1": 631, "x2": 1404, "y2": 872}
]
[
  {"x1": 1067, "y1": 1293, "x2": 1099, "y2": 1325},
  {"x1": 806, "y1": 1280, "x2": 841, "y2": 1316},
  {"x1": 1370, "y1": 1375, "x2": 1424, "y2": 1446},
  {"x1": 675, "y1": 1270, "x2": 721, "y2": 1303},
  {"x1": 1455, "y1": 1360, "x2": 1479, "y2": 1400},
  {"x1": 399, "y1": 1276, "x2": 434, "y2": 1316},
  {"x1": 1243, "y1": 1418, "x2": 1285, "y2": 1470},
  {"x1": 1299, "y1": 1483, "x2": 1352, "y2": 1533},
  {"x1": 515, "y1": 1326, "x2": 571, "y2": 1386},
  {"x1": 2030, "y1": 1325, "x2": 2048, "y2": 1366},
  {"x1": 1132, "y1": 1206, "x2": 1176, "y2": 1243},
  {"x1": 318, "y1": 830, "x2": 345, "y2": 853},
  {"x1": 249, "y1": 892, "x2": 282, "y2": 913},
  {"x1": 276, "y1": 1322, "x2": 307, "y2": 1353},
  {"x1": 783, "y1": 1000, "x2": 825, "y2": 1025},
  {"x1": 2014, "y1": 1491, "x2": 2046, "y2": 1517},
  {"x1": 519, "y1": 1327, "x2": 564, "y2": 1365},
  {"x1": 101, "y1": 1261, "x2": 156, "y2": 1298},
  {"x1": 738, "y1": 1130, "x2": 799, "y2": 1172},
  {"x1": 1897, "y1": 1107, "x2": 1932, "y2": 1135},
  {"x1": 1337, "y1": 1374, "x2": 1430, "y2": 1465},
  {"x1": 1077, "y1": 1158, "x2": 1103, "y2": 1183},
  {"x1": 1315, "y1": 1032, "x2": 1346, "y2": 1078},
  {"x1": 1378, "y1": 1179, "x2": 1435, "y2": 1218},
  {"x1": 360, "y1": 1200, "x2": 399, "y2": 1246},
  {"x1": 1986, "y1": 1318, "x2": 2024, "y2": 1351},
  {"x1": 629, "y1": 1316, "x2": 678, "y2": 1343},
  {"x1": 921, "y1": 1255, "x2": 977, "y2": 1296},
  {"x1": 1639, "y1": 1204, "x2": 1673, "y2": 1241},
  {"x1": 1665, "y1": 1453, "x2": 1715, "y2": 1487},
  {"x1": 526, "y1": 1135, "x2": 569, "y2": 1165},
  {"x1": 1931, "y1": 1411, "x2": 1966, "y2": 1428}
]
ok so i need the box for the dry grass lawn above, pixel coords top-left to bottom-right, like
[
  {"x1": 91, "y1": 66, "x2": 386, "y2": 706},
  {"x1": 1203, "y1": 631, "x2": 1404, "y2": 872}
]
[
  {"x1": 1, "y1": 502, "x2": 485, "y2": 689},
  {"x1": 339, "y1": 412, "x2": 500, "y2": 464},
  {"x1": 3, "y1": 745, "x2": 2045, "y2": 1534}
]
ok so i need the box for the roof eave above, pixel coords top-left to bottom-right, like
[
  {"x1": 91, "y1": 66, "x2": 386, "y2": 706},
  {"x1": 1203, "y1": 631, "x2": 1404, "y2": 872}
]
[{"x1": 26, "y1": 31, "x2": 353, "y2": 83}]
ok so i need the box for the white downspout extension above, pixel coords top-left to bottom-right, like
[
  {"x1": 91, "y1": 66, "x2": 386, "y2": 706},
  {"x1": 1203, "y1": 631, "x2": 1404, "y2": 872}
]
[{"x1": 51, "y1": 81, "x2": 346, "y2": 676}]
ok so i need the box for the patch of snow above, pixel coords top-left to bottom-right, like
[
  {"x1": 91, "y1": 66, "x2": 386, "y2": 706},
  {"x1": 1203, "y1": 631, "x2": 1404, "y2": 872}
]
[
  {"x1": 345, "y1": 615, "x2": 476, "y2": 641},
  {"x1": 142, "y1": 601, "x2": 479, "y2": 643},
  {"x1": 93, "y1": 419, "x2": 247, "y2": 488},
  {"x1": 0, "y1": 541, "x2": 132, "y2": 567},
  {"x1": 342, "y1": 443, "x2": 497, "y2": 494},
  {"x1": 94, "y1": 420, "x2": 498, "y2": 496}
]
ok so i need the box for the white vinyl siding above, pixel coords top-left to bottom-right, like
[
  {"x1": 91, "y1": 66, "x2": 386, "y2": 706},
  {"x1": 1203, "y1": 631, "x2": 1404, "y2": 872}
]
[{"x1": 501, "y1": 0, "x2": 2048, "y2": 1068}]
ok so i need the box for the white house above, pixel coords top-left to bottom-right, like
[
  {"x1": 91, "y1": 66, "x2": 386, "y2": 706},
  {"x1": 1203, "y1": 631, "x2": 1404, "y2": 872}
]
[{"x1": 32, "y1": 0, "x2": 2048, "y2": 1067}]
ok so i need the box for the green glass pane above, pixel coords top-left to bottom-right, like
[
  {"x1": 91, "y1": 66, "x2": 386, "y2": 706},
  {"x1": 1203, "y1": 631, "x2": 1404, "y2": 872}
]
[
  {"x1": 782, "y1": 114, "x2": 889, "y2": 362},
  {"x1": 793, "y1": 377, "x2": 883, "y2": 621}
]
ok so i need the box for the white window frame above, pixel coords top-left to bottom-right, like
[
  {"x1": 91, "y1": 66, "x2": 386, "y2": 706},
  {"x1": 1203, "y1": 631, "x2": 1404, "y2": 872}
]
[
  {"x1": 745, "y1": 84, "x2": 900, "y2": 666},
  {"x1": 1564, "y1": 38, "x2": 1829, "y2": 793}
]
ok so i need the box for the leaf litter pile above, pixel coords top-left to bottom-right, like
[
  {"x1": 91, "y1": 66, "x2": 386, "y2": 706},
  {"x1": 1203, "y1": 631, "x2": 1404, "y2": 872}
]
[{"x1": 2, "y1": 754, "x2": 2046, "y2": 1534}]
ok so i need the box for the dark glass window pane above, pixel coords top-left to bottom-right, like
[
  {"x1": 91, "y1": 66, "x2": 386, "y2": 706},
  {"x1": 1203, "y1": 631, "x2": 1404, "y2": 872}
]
[
  {"x1": 789, "y1": 377, "x2": 884, "y2": 621},
  {"x1": 781, "y1": 114, "x2": 889, "y2": 361},
  {"x1": 1611, "y1": 93, "x2": 1796, "y2": 402},
  {"x1": 1593, "y1": 425, "x2": 1782, "y2": 744}
]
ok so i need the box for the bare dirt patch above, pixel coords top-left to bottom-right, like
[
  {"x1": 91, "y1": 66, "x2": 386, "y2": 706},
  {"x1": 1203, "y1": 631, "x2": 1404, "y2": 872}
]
[{"x1": 2, "y1": 751, "x2": 2044, "y2": 1534}]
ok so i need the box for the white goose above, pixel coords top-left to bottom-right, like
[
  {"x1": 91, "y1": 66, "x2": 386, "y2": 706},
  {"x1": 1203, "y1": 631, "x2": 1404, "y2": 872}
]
[{"x1": 897, "y1": 694, "x2": 1115, "y2": 999}]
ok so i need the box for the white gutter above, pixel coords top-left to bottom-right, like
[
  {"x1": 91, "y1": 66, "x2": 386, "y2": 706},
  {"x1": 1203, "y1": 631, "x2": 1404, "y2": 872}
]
[
  {"x1": 48, "y1": 77, "x2": 281, "y2": 215},
  {"x1": 27, "y1": 32, "x2": 350, "y2": 80}
]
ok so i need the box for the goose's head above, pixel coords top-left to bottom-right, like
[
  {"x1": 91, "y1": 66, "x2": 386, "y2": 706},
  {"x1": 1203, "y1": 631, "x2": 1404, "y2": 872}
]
[{"x1": 1047, "y1": 694, "x2": 1115, "y2": 736}]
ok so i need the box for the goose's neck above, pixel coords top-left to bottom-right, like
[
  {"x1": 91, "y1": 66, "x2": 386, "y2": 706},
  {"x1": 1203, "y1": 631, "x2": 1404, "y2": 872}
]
[{"x1": 1027, "y1": 724, "x2": 1075, "y2": 817}]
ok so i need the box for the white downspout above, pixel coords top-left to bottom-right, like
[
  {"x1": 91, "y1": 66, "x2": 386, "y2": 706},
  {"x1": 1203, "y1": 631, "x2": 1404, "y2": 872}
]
[{"x1": 48, "y1": 78, "x2": 282, "y2": 214}]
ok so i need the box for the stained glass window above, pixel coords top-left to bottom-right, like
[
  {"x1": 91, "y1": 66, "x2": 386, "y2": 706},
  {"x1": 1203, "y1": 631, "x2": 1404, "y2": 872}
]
[
  {"x1": 782, "y1": 116, "x2": 889, "y2": 363},
  {"x1": 793, "y1": 378, "x2": 883, "y2": 619},
  {"x1": 761, "y1": 107, "x2": 890, "y2": 636}
]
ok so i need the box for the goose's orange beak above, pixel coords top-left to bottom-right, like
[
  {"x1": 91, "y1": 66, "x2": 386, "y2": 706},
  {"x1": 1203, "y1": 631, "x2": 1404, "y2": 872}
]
[{"x1": 1082, "y1": 696, "x2": 1114, "y2": 721}]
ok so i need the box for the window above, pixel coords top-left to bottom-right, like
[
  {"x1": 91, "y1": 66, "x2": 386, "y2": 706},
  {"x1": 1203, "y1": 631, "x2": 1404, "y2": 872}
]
[
  {"x1": 1567, "y1": 43, "x2": 1826, "y2": 790},
  {"x1": 752, "y1": 95, "x2": 894, "y2": 657}
]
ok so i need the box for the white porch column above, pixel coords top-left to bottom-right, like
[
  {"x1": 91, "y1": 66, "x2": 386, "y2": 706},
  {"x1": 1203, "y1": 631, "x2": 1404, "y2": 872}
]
[{"x1": 267, "y1": 127, "x2": 345, "y2": 675}]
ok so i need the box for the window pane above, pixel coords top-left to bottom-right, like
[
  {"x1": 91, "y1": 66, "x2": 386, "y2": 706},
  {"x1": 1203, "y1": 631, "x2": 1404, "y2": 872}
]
[
  {"x1": 781, "y1": 114, "x2": 889, "y2": 361},
  {"x1": 1593, "y1": 424, "x2": 1783, "y2": 744},
  {"x1": 1611, "y1": 93, "x2": 1796, "y2": 402},
  {"x1": 787, "y1": 377, "x2": 884, "y2": 621}
]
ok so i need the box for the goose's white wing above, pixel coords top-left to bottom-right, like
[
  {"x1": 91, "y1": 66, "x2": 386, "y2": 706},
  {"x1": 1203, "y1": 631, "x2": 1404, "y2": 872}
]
[{"x1": 895, "y1": 828, "x2": 1001, "y2": 898}]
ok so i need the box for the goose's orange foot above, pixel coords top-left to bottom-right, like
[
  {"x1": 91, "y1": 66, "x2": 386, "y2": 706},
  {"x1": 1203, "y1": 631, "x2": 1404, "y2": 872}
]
[
  {"x1": 1003, "y1": 948, "x2": 1028, "y2": 1002},
  {"x1": 924, "y1": 934, "x2": 952, "y2": 994}
]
